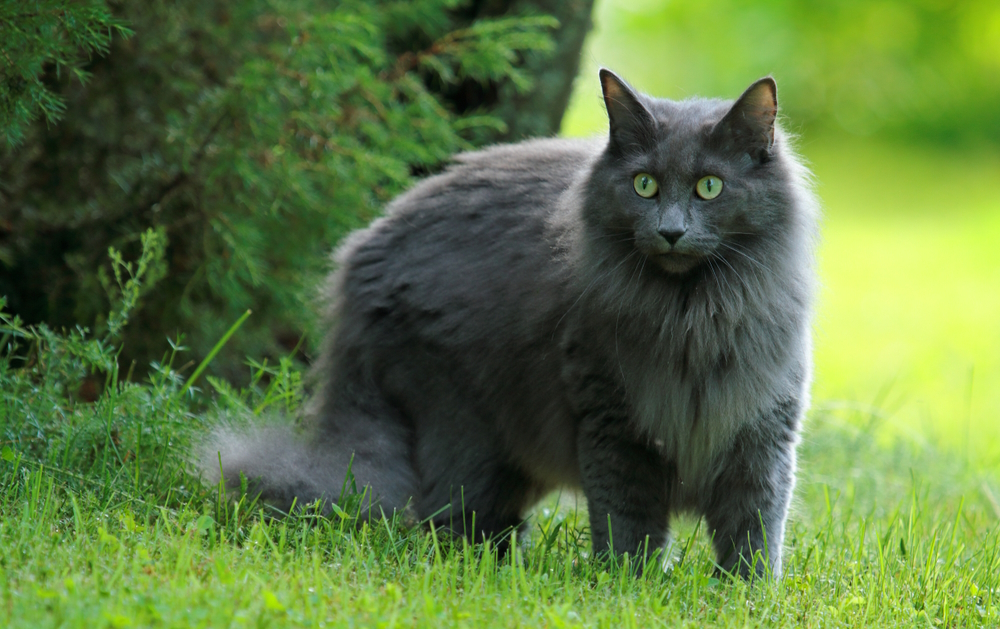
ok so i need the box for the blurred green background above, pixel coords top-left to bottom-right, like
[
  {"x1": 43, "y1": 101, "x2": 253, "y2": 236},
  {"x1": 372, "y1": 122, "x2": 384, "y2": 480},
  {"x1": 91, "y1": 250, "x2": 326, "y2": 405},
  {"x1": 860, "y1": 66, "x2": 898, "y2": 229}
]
[{"x1": 563, "y1": 0, "x2": 1000, "y2": 464}]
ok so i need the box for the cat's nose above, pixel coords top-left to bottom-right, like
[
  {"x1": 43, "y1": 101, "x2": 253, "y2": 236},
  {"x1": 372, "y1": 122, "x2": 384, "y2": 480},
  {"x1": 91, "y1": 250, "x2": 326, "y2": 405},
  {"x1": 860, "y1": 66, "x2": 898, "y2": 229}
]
[{"x1": 657, "y1": 227, "x2": 685, "y2": 246}]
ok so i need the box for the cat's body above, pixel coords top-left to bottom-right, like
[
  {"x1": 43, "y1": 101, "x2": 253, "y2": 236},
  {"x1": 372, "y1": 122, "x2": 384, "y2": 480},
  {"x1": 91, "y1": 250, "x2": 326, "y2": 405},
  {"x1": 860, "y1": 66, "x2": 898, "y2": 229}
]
[{"x1": 200, "y1": 70, "x2": 817, "y2": 578}]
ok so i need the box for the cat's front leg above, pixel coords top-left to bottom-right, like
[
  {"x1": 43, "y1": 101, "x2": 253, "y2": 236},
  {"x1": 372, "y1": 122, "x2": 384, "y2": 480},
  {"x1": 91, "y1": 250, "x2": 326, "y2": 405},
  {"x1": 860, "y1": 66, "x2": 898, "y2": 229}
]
[
  {"x1": 577, "y1": 410, "x2": 672, "y2": 566},
  {"x1": 702, "y1": 398, "x2": 800, "y2": 580}
]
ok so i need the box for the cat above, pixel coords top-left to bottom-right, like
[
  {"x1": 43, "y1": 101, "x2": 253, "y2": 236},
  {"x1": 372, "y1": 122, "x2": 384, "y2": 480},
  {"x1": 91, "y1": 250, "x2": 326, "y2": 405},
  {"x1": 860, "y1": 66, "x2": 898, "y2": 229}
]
[{"x1": 198, "y1": 69, "x2": 817, "y2": 579}]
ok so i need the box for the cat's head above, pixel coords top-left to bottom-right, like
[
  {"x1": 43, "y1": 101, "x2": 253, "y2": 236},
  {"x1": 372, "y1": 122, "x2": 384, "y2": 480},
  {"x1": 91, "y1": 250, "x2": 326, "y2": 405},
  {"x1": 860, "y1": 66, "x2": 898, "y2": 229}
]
[{"x1": 585, "y1": 69, "x2": 793, "y2": 275}]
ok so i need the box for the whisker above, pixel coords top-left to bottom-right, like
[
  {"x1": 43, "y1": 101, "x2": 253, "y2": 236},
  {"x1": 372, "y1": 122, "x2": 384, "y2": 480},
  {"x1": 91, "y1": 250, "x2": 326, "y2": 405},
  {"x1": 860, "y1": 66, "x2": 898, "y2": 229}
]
[
  {"x1": 708, "y1": 255, "x2": 738, "y2": 302},
  {"x1": 592, "y1": 228, "x2": 635, "y2": 238},
  {"x1": 720, "y1": 239, "x2": 764, "y2": 260},
  {"x1": 719, "y1": 241, "x2": 767, "y2": 270},
  {"x1": 712, "y1": 251, "x2": 751, "y2": 298},
  {"x1": 590, "y1": 232, "x2": 637, "y2": 245},
  {"x1": 706, "y1": 257, "x2": 725, "y2": 300}
]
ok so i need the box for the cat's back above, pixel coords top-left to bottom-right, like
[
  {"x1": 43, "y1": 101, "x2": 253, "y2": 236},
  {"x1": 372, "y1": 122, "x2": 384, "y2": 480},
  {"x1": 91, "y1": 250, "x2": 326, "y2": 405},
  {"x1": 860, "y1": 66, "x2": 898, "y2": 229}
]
[
  {"x1": 391, "y1": 136, "x2": 597, "y2": 221},
  {"x1": 340, "y1": 137, "x2": 597, "y2": 259},
  {"x1": 331, "y1": 137, "x2": 599, "y2": 338}
]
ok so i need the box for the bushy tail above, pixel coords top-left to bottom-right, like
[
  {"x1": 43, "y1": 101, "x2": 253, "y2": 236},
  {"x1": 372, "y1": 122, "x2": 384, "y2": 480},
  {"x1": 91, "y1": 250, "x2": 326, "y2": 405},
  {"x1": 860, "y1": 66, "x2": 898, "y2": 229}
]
[
  {"x1": 194, "y1": 419, "x2": 417, "y2": 518},
  {"x1": 195, "y1": 422, "x2": 353, "y2": 514}
]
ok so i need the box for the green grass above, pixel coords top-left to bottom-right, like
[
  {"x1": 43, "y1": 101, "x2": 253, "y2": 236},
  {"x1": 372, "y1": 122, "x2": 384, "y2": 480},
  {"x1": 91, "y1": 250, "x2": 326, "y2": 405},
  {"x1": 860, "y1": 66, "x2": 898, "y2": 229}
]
[{"x1": 1, "y1": 409, "x2": 998, "y2": 627}]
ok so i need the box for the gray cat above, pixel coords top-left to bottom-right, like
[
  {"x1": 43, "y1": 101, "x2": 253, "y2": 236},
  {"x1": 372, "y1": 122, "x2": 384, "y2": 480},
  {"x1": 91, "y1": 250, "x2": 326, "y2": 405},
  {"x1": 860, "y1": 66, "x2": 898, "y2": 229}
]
[{"x1": 199, "y1": 69, "x2": 817, "y2": 579}]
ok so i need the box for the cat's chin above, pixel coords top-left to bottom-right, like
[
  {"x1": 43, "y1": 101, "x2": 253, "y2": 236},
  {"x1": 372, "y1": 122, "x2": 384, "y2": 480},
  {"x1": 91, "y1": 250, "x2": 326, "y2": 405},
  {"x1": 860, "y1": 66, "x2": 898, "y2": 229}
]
[{"x1": 652, "y1": 253, "x2": 704, "y2": 274}]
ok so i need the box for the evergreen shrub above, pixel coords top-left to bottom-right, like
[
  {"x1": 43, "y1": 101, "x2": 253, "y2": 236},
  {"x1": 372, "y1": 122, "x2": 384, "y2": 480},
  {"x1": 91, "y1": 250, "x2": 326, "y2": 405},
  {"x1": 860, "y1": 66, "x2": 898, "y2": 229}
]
[{"x1": 0, "y1": 0, "x2": 560, "y2": 379}]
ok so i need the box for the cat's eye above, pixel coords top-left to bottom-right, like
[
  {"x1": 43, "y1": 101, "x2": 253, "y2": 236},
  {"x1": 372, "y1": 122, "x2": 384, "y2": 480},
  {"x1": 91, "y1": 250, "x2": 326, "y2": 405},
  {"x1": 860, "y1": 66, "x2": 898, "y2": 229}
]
[
  {"x1": 633, "y1": 173, "x2": 659, "y2": 198},
  {"x1": 695, "y1": 175, "x2": 723, "y2": 200}
]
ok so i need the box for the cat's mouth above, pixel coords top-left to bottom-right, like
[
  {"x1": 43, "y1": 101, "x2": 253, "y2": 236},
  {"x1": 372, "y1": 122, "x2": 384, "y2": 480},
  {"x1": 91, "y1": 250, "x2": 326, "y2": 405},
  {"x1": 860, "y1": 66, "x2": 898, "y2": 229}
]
[{"x1": 653, "y1": 251, "x2": 704, "y2": 274}]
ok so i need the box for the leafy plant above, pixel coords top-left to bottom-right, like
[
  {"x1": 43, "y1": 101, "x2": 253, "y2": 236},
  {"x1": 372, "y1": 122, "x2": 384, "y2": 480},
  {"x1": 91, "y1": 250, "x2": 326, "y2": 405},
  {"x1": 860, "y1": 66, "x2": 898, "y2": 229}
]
[
  {"x1": 0, "y1": 228, "x2": 195, "y2": 504},
  {"x1": 0, "y1": 0, "x2": 559, "y2": 381},
  {"x1": 0, "y1": 0, "x2": 132, "y2": 146}
]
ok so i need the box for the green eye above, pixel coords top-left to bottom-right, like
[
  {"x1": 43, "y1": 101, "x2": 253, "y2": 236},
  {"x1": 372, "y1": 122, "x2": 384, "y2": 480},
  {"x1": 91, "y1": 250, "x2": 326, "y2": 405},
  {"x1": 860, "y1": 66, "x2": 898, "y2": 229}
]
[
  {"x1": 633, "y1": 173, "x2": 659, "y2": 198},
  {"x1": 695, "y1": 175, "x2": 723, "y2": 200}
]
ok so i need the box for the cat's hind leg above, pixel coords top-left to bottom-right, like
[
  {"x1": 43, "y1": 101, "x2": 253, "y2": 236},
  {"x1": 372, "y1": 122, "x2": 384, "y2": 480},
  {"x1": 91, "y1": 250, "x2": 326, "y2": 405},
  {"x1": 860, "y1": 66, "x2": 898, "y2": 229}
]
[
  {"x1": 314, "y1": 404, "x2": 419, "y2": 519},
  {"x1": 414, "y1": 427, "x2": 543, "y2": 554}
]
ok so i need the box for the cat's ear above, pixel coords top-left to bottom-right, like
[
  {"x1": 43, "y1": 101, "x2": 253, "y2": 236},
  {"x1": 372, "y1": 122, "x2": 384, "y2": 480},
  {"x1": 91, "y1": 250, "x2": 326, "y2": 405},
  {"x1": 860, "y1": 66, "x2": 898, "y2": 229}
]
[
  {"x1": 712, "y1": 77, "x2": 778, "y2": 163},
  {"x1": 600, "y1": 69, "x2": 656, "y2": 155}
]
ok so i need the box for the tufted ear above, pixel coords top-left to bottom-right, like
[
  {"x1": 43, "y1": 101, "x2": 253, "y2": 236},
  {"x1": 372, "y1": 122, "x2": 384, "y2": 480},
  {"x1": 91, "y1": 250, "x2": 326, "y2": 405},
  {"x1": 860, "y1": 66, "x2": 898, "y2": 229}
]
[
  {"x1": 712, "y1": 77, "x2": 777, "y2": 163},
  {"x1": 600, "y1": 68, "x2": 656, "y2": 155}
]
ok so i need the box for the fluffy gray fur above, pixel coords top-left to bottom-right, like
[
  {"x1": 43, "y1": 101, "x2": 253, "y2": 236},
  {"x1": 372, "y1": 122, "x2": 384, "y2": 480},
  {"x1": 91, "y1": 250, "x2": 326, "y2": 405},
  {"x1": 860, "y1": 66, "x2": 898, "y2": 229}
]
[{"x1": 197, "y1": 69, "x2": 817, "y2": 579}]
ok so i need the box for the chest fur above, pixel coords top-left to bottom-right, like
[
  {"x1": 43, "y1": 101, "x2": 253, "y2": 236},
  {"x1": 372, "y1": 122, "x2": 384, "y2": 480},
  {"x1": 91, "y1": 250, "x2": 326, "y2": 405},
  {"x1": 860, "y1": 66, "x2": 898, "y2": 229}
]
[{"x1": 617, "y1": 305, "x2": 803, "y2": 493}]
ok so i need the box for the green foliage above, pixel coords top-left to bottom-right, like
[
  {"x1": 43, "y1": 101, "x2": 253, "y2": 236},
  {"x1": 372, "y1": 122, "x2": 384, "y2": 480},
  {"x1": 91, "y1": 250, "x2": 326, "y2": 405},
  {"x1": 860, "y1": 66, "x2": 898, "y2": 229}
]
[
  {"x1": 0, "y1": 228, "x2": 192, "y2": 503},
  {"x1": 0, "y1": 0, "x2": 557, "y2": 379},
  {"x1": 418, "y1": 16, "x2": 558, "y2": 92},
  {"x1": 98, "y1": 227, "x2": 168, "y2": 341},
  {"x1": 0, "y1": 229, "x2": 306, "y2": 507},
  {"x1": 0, "y1": 0, "x2": 131, "y2": 146}
]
